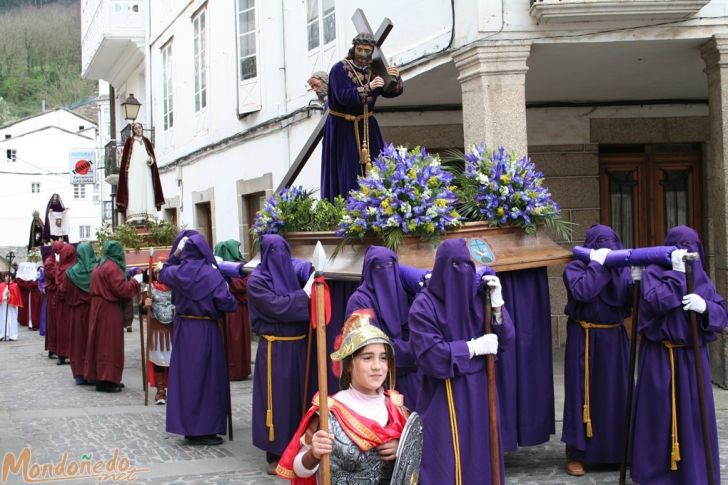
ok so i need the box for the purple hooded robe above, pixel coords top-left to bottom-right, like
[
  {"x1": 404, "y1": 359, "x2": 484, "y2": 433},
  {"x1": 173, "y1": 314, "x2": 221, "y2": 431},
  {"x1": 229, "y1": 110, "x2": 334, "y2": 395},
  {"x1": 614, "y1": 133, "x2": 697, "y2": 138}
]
[
  {"x1": 409, "y1": 239, "x2": 515, "y2": 485},
  {"x1": 345, "y1": 246, "x2": 424, "y2": 410},
  {"x1": 561, "y1": 224, "x2": 632, "y2": 464},
  {"x1": 160, "y1": 230, "x2": 236, "y2": 438},
  {"x1": 247, "y1": 234, "x2": 311, "y2": 456},
  {"x1": 630, "y1": 225, "x2": 726, "y2": 485}
]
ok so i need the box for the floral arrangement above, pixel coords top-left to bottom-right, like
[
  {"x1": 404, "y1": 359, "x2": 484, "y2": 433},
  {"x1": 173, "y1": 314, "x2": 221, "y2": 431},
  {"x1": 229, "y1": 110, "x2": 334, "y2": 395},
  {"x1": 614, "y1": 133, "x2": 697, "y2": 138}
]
[
  {"x1": 337, "y1": 144, "x2": 461, "y2": 251},
  {"x1": 448, "y1": 144, "x2": 572, "y2": 239},
  {"x1": 251, "y1": 186, "x2": 344, "y2": 244},
  {"x1": 27, "y1": 248, "x2": 42, "y2": 263}
]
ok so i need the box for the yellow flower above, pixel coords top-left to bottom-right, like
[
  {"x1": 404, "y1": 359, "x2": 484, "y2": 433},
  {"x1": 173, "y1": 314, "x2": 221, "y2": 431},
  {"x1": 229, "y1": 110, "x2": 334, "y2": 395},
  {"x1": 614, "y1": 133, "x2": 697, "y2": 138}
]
[
  {"x1": 408, "y1": 221, "x2": 417, "y2": 232},
  {"x1": 497, "y1": 207, "x2": 505, "y2": 216},
  {"x1": 500, "y1": 174, "x2": 511, "y2": 184},
  {"x1": 425, "y1": 222, "x2": 435, "y2": 233},
  {"x1": 435, "y1": 198, "x2": 448, "y2": 208},
  {"x1": 408, "y1": 168, "x2": 417, "y2": 179},
  {"x1": 427, "y1": 176, "x2": 439, "y2": 188},
  {"x1": 383, "y1": 207, "x2": 394, "y2": 216},
  {"x1": 381, "y1": 198, "x2": 390, "y2": 209}
]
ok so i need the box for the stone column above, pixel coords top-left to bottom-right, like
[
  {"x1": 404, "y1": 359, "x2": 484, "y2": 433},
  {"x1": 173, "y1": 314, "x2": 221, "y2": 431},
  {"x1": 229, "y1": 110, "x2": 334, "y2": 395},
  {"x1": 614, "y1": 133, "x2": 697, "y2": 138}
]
[
  {"x1": 452, "y1": 40, "x2": 531, "y2": 156},
  {"x1": 701, "y1": 35, "x2": 728, "y2": 388}
]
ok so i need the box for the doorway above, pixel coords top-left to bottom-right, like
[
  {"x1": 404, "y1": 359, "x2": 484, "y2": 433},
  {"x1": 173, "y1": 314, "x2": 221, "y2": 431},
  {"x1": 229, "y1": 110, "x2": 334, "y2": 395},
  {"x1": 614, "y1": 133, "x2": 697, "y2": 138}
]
[
  {"x1": 599, "y1": 143, "x2": 703, "y2": 248},
  {"x1": 195, "y1": 202, "x2": 213, "y2": 245}
]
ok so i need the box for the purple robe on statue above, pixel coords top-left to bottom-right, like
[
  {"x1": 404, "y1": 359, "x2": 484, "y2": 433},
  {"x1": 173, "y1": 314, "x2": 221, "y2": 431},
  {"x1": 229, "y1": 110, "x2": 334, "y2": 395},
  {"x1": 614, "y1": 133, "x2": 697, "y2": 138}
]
[
  {"x1": 160, "y1": 230, "x2": 236, "y2": 438},
  {"x1": 409, "y1": 239, "x2": 515, "y2": 485},
  {"x1": 561, "y1": 225, "x2": 632, "y2": 464},
  {"x1": 248, "y1": 235, "x2": 311, "y2": 456},
  {"x1": 345, "y1": 246, "x2": 422, "y2": 410},
  {"x1": 321, "y1": 59, "x2": 403, "y2": 201},
  {"x1": 630, "y1": 225, "x2": 726, "y2": 485}
]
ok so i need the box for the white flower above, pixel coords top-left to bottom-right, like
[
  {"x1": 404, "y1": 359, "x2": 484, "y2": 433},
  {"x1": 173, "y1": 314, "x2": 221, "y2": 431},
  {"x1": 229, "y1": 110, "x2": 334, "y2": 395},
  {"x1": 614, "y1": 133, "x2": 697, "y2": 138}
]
[
  {"x1": 386, "y1": 217, "x2": 399, "y2": 228},
  {"x1": 499, "y1": 185, "x2": 510, "y2": 196},
  {"x1": 476, "y1": 173, "x2": 489, "y2": 185},
  {"x1": 426, "y1": 206, "x2": 438, "y2": 218},
  {"x1": 366, "y1": 207, "x2": 378, "y2": 216},
  {"x1": 429, "y1": 155, "x2": 441, "y2": 167}
]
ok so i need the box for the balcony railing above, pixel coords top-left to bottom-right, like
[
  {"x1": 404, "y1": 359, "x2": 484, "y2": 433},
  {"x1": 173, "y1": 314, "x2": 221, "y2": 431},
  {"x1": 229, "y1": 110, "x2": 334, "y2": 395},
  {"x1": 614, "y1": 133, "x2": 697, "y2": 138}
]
[
  {"x1": 529, "y1": 0, "x2": 710, "y2": 24},
  {"x1": 104, "y1": 140, "x2": 122, "y2": 177}
]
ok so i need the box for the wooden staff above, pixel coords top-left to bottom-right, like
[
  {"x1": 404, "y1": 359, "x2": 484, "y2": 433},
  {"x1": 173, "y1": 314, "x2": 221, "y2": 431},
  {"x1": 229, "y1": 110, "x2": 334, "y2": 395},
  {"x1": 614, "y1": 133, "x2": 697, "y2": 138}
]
[
  {"x1": 139, "y1": 281, "x2": 148, "y2": 406},
  {"x1": 302, "y1": 322, "x2": 313, "y2": 416},
  {"x1": 619, "y1": 277, "x2": 641, "y2": 485},
  {"x1": 483, "y1": 289, "x2": 500, "y2": 485},
  {"x1": 314, "y1": 274, "x2": 330, "y2": 485},
  {"x1": 685, "y1": 254, "x2": 715, "y2": 485}
]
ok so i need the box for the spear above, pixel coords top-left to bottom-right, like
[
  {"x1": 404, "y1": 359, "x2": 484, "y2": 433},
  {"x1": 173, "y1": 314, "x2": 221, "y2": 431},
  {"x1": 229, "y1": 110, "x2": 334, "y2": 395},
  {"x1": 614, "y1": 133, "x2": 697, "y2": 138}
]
[
  {"x1": 311, "y1": 241, "x2": 331, "y2": 485},
  {"x1": 482, "y1": 281, "x2": 500, "y2": 485},
  {"x1": 619, "y1": 270, "x2": 641, "y2": 485}
]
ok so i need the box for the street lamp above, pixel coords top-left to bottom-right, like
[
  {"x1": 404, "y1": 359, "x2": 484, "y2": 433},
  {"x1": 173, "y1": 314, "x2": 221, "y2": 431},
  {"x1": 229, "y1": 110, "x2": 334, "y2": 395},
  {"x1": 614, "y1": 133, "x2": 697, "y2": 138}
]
[{"x1": 121, "y1": 93, "x2": 141, "y2": 122}]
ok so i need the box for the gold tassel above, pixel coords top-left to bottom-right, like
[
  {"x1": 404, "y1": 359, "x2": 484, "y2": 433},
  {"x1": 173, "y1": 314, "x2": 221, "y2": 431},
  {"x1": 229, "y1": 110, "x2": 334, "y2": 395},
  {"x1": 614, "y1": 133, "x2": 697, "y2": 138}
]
[
  {"x1": 267, "y1": 410, "x2": 275, "y2": 442},
  {"x1": 583, "y1": 404, "x2": 593, "y2": 438},
  {"x1": 671, "y1": 441, "x2": 681, "y2": 470}
]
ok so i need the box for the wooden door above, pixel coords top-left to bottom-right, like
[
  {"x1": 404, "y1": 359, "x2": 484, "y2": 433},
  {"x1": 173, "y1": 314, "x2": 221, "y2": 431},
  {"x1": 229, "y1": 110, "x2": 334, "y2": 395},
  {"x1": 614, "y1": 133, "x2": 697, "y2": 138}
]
[{"x1": 599, "y1": 144, "x2": 702, "y2": 248}]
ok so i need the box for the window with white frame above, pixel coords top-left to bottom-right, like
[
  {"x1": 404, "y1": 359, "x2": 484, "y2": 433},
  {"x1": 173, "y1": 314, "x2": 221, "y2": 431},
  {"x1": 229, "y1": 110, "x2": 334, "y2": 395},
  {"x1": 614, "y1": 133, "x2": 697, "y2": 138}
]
[
  {"x1": 6, "y1": 149, "x2": 16, "y2": 162},
  {"x1": 237, "y1": 0, "x2": 256, "y2": 81},
  {"x1": 307, "y1": 0, "x2": 335, "y2": 51},
  {"x1": 193, "y1": 9, "x2": 207, "y2": 111},
  {"x1": 162, "y1": 41, "x2": 174, "y2": 130},
  {"x1": 79, "y1": 225, "x2": 91, "y2": 239},
  {"x1": 31, "y1": 182, "x2": 40, "y2": 193},
  {"x1": 74, "y1": 184, "x2": 86, "y2": 199}
]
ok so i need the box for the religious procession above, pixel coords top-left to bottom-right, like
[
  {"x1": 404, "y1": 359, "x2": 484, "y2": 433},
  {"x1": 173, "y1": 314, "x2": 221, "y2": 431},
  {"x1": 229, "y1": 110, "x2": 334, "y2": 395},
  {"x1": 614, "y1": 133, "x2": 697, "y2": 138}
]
[{"x1": 1, "y1": 1, "x2": 728, "y2": 485}]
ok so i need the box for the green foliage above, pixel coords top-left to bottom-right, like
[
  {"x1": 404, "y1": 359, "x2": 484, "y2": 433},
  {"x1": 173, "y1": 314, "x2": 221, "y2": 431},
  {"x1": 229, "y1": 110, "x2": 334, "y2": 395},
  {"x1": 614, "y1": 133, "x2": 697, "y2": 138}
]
[
  {"x1": 95, "y1": 223, "x2": 143, "y2": 251},
  {"x1": 0, "y1": 1, "x2": 96, "y2": 122},
  {"x1": 144, "y1": 219, "x2": 178, "y2": 247}
]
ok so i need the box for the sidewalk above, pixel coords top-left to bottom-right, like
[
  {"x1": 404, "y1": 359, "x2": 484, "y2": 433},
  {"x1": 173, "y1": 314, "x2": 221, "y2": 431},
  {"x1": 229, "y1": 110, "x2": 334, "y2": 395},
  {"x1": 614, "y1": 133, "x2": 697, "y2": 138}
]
[{"x1": 0, "y1": 320, "x2": 726, "y2": 484}]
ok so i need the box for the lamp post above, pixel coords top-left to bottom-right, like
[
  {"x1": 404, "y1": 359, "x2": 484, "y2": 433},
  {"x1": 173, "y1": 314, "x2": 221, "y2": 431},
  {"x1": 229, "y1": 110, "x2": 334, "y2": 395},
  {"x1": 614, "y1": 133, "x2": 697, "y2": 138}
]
[
  {"x1": 121, "y1": 93, "x2": 141, "y2": 123},
  {"x1": 114, "y1": 93, "x2": 142, "y2": 230}
]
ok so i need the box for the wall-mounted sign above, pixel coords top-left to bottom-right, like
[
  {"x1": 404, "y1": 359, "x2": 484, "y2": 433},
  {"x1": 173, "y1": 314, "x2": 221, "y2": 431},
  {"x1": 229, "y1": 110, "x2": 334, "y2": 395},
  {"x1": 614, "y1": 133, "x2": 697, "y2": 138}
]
[{"x1": 69, "y1": 150, "x2": 96, "y2": 185}]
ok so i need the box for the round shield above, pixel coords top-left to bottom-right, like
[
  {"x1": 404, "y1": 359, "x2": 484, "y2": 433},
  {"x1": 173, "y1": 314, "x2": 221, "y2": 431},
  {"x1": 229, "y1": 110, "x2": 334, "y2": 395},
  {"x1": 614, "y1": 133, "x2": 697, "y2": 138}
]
[{"x1": 391, "y1": 412, "x2": 423, "y2": 485}]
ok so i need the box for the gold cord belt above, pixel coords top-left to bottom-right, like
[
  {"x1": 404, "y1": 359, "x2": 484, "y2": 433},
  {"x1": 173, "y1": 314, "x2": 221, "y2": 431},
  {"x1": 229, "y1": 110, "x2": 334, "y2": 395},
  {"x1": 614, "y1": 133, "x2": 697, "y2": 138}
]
[
  {"x1": 328, "y1": 108, "x2": 373, "y2": 174},
  {"x1": 262, "y1": 334, "x2": 306, "y2": 441},
  {"x1": 579, "y1": 321, "x2": 621, "y2": 438},
  {"x1": 662, "y1": 340, "x2": 687, "y2": 470},
  {"x1": 178, "y1": 314, "x2": 214, "y2": 320},
  {"x1": 444, "y1": 378, "x2": 463, "y2": 485}
]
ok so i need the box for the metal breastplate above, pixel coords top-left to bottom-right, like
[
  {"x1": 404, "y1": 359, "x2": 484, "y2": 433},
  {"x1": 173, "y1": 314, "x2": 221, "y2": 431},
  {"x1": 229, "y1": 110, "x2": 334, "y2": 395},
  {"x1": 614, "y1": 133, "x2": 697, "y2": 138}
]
[
  {"x1": 151, "y1": 286, "x2": 174, "y2": 324},
  {"x1": 322, "y1": 413, "x2": 394, "y2": 485}
]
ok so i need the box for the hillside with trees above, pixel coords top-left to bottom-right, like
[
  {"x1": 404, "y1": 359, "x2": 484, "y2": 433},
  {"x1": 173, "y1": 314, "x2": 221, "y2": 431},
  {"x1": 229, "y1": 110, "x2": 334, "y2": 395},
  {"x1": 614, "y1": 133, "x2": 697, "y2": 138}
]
[{"x1": 0, "y1": 0, "x2": 96, "y2": 124}]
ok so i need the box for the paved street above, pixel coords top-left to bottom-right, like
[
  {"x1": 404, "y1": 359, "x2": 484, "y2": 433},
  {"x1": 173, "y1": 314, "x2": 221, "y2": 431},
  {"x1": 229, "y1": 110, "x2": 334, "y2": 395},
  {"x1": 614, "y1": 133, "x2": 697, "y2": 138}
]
[{"x1": 1, "y1": 318, "x2": 727, "y2": 484}]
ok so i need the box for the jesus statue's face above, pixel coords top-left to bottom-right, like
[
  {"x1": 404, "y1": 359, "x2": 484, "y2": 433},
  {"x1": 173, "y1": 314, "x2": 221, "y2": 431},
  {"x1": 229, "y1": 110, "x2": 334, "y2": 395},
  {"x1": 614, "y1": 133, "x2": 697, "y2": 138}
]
[
  {"x1": 354, "y1": 44, "x2": 373, "y2": 67},
  {"x1": 133, "y1": 123, "x2": 143, "y2": 136}
]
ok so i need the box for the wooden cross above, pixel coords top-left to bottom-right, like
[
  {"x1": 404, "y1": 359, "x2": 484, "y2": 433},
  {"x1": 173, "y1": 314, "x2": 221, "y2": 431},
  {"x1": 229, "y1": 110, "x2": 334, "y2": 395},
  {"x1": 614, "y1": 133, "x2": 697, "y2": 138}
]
[{"x1": 276, "y1": 9, "x2": 395, "y2": 192}]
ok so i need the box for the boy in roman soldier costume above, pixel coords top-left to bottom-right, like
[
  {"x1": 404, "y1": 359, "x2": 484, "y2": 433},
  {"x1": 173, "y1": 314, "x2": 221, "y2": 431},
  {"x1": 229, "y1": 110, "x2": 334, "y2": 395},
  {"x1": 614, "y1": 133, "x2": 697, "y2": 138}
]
[
  {"x1": 276, "y1": 310, "x2": 409, "y2": 483},
  {"x1": 143, "y1": 260, "x2": 174, "y2": 405}
]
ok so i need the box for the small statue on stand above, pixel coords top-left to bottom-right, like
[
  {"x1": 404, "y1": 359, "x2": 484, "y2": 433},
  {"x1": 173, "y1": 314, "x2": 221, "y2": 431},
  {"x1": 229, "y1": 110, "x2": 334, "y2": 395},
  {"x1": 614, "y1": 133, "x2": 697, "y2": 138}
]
[
  {"x1": 28, "y1": 210, "x2": 44, "y2": 251},
  {"x1": 117, "y1": 122, "x2": 165, "y2": 225},
  {"x1": 42, "y1": 194, "x2": 69, "y2": 243}
]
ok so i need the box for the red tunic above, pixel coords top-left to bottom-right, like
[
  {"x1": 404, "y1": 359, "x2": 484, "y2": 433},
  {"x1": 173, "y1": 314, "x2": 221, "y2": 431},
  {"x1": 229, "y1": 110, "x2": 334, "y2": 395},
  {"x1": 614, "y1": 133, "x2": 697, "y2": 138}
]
[
  {"x1": 83, "y1": 260, "x2": 140, "y2": 384},
  {"x1": 16, "y1": 279, "x2": 39, "y2": 328},
  {"x1": 43, "y1": 256, "x2": 58, "y2": 352},
  {"x1": 61, "y1": 279, "x2": 91, "y2": 379},
  {"x1": 55, "y1": 254, "x2": 76, "y2": 358},
  {"x1": 224, "y1": 276, "x2": 252, "y2": 380}
]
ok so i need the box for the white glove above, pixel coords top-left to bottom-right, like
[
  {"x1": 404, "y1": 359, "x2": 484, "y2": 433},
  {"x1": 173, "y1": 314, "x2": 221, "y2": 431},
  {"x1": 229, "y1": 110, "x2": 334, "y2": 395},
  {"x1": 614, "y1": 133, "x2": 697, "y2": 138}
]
[
  {"x1": 214, "y1": 256, "x2": 223, "y2": 265},
  {"x1": 154, "y1": 261, "x2": 164, "y2": 272},
  {"x1": 589, "y1": 248, "x2": 611, "y2": 266},
  {"x1": 419, "y1": 272, "x2": 432, "y2": 288},
  {"x1": 177, "y1": 236, "x2": 189, "y2": 253},
  {"x1": 482, "y1": 275, "x2": 504, "y2": 308},
  {"x1": 682, "y1": 293, "x2": 707, "y2": 314},
  {"x1": 133, "y1": 274, "x2": 143, "y2": 284},
  {"x1": 671, "y1": 249, "x2": 688, "y2": 273},
  {"x1": 302, "y1": 273, "x2": 315, "y2": 298},
  {"x1": 631, "y1": 266, "x2": 644, "y2": 282},
  {"x1": 54, "y1": 253, "x2": 60, "y2": 262},
  {"x1": 467, "y1": 334, "x2": 499, "y2": 358}
]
